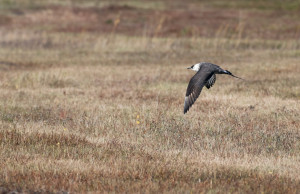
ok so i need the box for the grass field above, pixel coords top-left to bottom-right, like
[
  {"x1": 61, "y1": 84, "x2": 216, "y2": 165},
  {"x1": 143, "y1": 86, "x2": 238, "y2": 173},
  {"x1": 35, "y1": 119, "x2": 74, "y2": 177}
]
[{"x1": 0, "y1": 0, "x2": 300, "y2": 193}]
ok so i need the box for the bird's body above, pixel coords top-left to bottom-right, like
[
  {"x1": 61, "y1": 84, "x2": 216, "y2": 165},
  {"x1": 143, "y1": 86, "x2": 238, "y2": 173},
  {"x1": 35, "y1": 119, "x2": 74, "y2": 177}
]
[{"x1": 184, "y1": 62, "x2": 243, "y2": 114}]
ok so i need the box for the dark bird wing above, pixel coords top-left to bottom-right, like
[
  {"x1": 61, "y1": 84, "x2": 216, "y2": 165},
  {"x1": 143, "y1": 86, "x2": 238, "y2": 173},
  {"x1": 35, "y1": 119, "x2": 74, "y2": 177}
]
[
  {"x1": 184, "y1": 71, "x2": 208, "y2": 114},
  {"x1": 205, "y1": 74, "x2": 216, "y2": 89}
]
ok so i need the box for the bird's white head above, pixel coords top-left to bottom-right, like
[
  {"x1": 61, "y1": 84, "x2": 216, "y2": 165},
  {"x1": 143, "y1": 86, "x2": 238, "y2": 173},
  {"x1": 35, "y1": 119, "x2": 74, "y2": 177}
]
[{"x1": 187, "y1": 63, "x2": 202, "y2": 72}]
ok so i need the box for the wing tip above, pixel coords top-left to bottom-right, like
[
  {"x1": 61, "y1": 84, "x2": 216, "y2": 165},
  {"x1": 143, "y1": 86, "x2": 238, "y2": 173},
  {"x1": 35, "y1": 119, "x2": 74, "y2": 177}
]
[
  {"x1": 184, "y1": 103, "x2": 191, "y2": 114},
  {"x1": 184, "y1": 109, "x2": 187, "y2": 114},
  {"x1": 184, "y1": 97, "x2": 189, "y2": 114}
]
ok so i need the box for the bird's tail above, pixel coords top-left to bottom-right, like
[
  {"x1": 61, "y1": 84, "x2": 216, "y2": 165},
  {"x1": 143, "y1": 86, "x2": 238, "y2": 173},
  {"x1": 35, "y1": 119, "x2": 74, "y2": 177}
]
[{"x1": 224, "y1": 70, "x2": 245, "y2": 80}]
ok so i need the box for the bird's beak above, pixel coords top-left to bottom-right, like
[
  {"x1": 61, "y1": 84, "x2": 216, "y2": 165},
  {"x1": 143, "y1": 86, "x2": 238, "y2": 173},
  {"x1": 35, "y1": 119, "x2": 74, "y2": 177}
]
[{"x1": 187, "y1": 67, "x2": 191, "y2": 69}]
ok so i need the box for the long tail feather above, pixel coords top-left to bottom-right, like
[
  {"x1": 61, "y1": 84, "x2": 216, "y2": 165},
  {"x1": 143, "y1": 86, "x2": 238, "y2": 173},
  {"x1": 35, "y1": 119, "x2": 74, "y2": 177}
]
[
  {"x1": 230, "y1": 74, "x2": 245, "y2": 80},
  {"x1": 224, "y1": 70, "x2": 246, "y2": 80}
]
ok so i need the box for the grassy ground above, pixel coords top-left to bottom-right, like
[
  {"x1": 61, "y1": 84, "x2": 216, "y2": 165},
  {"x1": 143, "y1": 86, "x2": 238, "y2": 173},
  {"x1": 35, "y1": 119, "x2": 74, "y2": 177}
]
[{"x1": 0, "y1": 0, "x2": 300, "y2": 193}]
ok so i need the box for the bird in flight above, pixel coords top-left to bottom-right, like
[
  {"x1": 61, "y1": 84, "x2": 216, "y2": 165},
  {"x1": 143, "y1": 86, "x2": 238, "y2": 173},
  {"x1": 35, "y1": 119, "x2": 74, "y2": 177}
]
[{"x1": 184, "y1": 62, "x2": 244, "y2": 114}]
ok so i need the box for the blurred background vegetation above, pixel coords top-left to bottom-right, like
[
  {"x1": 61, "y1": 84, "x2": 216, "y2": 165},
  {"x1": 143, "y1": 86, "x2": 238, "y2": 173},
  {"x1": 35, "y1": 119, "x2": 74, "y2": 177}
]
[{"x1": 0, "y1": 0, "x2": 300, "y2": 193}]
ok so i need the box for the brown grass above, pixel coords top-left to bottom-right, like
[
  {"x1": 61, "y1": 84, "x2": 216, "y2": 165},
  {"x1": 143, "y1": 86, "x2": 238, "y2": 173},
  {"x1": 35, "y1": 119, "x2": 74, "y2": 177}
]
[{"x1": 0, "y1": 0, "x2": 300, "y2": 193}]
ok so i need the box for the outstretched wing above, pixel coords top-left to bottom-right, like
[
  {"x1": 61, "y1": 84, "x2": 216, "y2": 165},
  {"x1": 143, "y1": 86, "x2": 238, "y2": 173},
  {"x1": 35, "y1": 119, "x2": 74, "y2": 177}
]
[
  {"x1": 205, "y1": 74, "x2": 216, "y2": 89},
  {"x1": 184, "y1": 72, "x2": 206, "y2": 114}
]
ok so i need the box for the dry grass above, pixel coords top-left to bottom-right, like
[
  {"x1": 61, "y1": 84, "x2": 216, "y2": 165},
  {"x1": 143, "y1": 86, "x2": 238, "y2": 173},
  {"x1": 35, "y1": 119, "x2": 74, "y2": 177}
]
[{"x1": 0, "y1": 0, "x2": 300, "y2": 193}]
